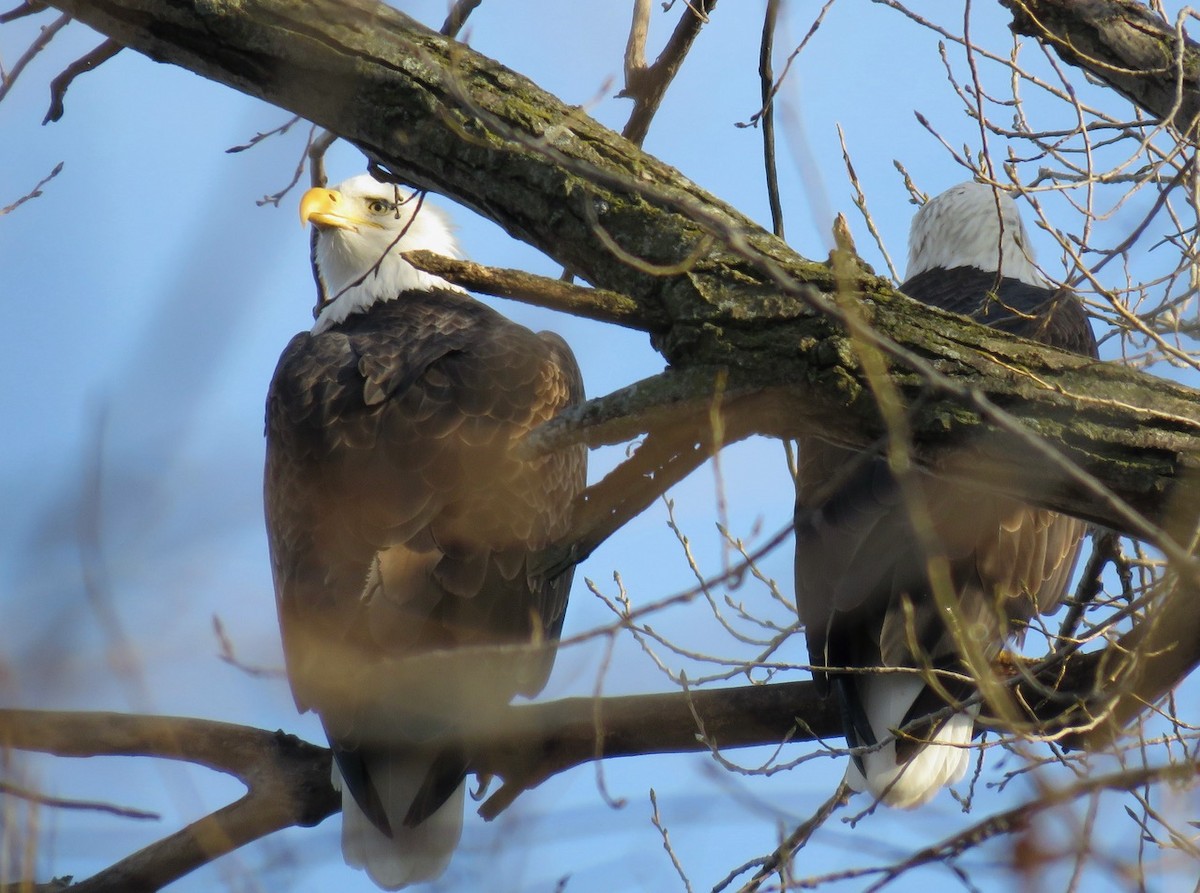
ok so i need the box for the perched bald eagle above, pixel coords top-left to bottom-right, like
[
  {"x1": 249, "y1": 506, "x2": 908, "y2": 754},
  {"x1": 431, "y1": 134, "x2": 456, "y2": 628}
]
[
  {"x1": 264, "y1": 174, "x2": 585, "y2": 886},
  {"x1": 795, "y1": 182, "x2": 1097, "y2": 807}
]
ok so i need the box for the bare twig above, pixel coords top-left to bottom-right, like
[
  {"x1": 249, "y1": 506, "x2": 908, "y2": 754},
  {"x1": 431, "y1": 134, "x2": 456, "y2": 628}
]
[
  {"x1": 0, "y1": 1, "x2": 48, "y2": 24},
  {"x1": 256, "y1": 122, "x2": 319, "y2": 207},
  {"x1": 758, "y1": 0, "x2": 785, "y2": 238},
  {"x1": 854, "y1": 761, "x2": 1200, "y2": 891},
  {"x1": 211, "y1": 616, "x2": 284, "y2": 680},
  {"x1": 0, "y1": 11, "x2": 69, "y2": 104},
  {"x1": 440, "y1": 0, "x2": 481, "y2": 38},
  {"x1": 650, "y1": 789, "x2": 695, "y2": 893},
  {"x1": 403, "y1": 250, "x2": 668, "y2": 331},
  {"x1": 225, "y1": 115, "x2": 301, "y2": 153},
  {"x1": 0, "y1": 781, "x2": 159, "y2": 821},
  {"x1": 1, "y1": 161, "x2": 63, "y2": 215},
  {"x1": 1055, "y1": 529, "x2": 1120, "y2": 649},
  {"x1": 730, "y1": 782, "x2": 850, "y2": 893},
  {"x1": 43, "y1": 38, "x2": 121, "y2": 123},
  {"x1": 740, "y1": 0, "x2": 838, "y2": 130},
  {"x1": 621, "y1": 0, "x2": 717, "y2": 146}
]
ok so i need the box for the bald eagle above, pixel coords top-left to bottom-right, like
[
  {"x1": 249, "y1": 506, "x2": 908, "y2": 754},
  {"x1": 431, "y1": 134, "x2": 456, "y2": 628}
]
[
  {"x1": 264, "y1": 174, "x2": 585, "y2": 886},
  {"x1": 795, "y1": 181, "x2": 1097, "y2": 807}
]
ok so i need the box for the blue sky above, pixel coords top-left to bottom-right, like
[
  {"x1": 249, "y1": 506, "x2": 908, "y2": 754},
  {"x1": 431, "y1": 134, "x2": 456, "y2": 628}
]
[{"x1": 3, "y1": 2, "x2": 1197, "y2": 891}]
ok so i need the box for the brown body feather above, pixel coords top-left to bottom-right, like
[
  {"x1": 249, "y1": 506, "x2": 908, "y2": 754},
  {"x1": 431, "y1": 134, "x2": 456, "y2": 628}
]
[{"x1": 265, "y1": 288, "x2": 585, "y2": 872}]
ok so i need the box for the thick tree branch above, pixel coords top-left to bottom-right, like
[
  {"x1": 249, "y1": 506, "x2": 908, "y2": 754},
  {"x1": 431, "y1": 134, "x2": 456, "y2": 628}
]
[{"x1": 36, "y1": 0, "x2": 1200, "y2": 549}]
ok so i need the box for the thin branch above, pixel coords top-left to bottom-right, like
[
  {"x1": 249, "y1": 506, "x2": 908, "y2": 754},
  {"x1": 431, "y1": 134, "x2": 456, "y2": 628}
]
[
  {"x1": 439, "y1": 0, "x2": 481, "y2": 38},
  {"x1": 211, "y1": 615, "x2": 285, "y2": 680},
  {"x1": 403, "y1": 249, "x2": 669, "y2": 331},
  {"x1": 0, "y1": 160, "x2": 63, "y2": 215},
  {"x1": 0, "y1": 1, "x2": 48, "y2": 24},
  {"x1": 0, "y1": 11, "x2": 69, "y2": 105},
  {"x1": 43, "y1": 38, "x2": 121, "y2": 123},
  {"x1": 740, "y1": 0, "x2": 838, "y2": 130},
  {"x1": 255, "y1": 121, "x2": 319, "y2": 208},
  {"x1": 730, "y1": 782, "x2": 850, "y2": 893},
  {"x1": 0, "y1": 781, "x2": 159, "y2": 821},
  {"x1": 224, "y1": 115, "x2": 301, "y2": 153},
  {"x1": 650, "y1": 788, "x2": 695, "y2": 893},
  {"x1": 621, "y1": 0, "x2": 717, "y2": 146},
  {"x1": 854, "y1": 760, "x2": 1200, "y2": 891},
  {"x1": 1055, "y1": 529, "x2": 1120, "y2": 648},
  {"x1": 758, "y1": 0, "x2": 785, "y2": 238}
]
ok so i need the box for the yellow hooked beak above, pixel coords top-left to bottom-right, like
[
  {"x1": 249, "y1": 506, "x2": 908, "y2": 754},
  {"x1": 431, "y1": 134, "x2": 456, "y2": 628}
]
[{"x1": 299, "y1": 187, "x2": 377, "y2": 232}]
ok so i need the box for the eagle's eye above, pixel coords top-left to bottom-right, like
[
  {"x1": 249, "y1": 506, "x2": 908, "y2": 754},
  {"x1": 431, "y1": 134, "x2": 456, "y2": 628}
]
[{"x1": 366, "y1": 198, "x2": 393, "y2": 215}]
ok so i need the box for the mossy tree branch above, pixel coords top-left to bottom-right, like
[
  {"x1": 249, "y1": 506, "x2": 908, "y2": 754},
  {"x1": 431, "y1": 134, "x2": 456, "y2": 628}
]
[{"x1": 38, "y1": 0, "x2": 1200, "y2": 548}]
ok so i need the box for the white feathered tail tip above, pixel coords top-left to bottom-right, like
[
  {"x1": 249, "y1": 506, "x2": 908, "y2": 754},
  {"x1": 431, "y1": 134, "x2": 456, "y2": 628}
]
[
  {"x1": 844, "y1": 675, "x2": 978, "y2": 809},
  {"x1": 332, "y1": 755, "x2": 465, "y2": 889}
]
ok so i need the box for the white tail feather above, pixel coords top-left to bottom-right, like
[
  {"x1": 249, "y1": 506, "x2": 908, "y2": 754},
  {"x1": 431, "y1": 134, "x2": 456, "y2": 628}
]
[
  {"x1": 844, "y1": 675, "x2": 977, "y2": 809},
  {"x1": 332, "y1": 756, "x2": 465, "y2": 889}
]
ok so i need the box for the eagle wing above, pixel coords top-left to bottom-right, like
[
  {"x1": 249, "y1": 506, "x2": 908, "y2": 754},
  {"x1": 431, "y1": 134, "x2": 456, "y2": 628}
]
[{"x1": 795, "y1": 447, "x2": 1085, "y2": 678}]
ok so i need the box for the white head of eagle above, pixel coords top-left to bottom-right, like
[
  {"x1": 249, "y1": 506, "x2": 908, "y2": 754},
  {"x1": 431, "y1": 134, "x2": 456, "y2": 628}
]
[
  {"x1": 300, "y1": 173, "x2": 463, "y2": 333},
  {"x1": 905, "y1": 180, "x2": 1046, "y2": 288}
]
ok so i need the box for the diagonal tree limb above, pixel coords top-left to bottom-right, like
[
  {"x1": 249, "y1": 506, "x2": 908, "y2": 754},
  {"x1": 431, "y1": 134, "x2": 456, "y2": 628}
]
[
  {"x1": 32, "y1": 0, "x2": 1200, "y2": 545},
  {"x1": 1, "y1": 160, "x2": 63, "y2": 215}
]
